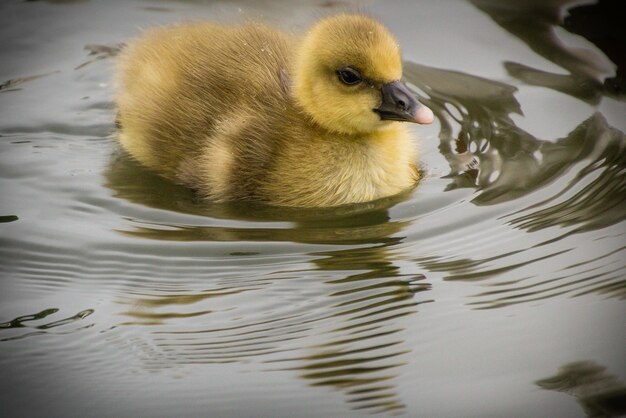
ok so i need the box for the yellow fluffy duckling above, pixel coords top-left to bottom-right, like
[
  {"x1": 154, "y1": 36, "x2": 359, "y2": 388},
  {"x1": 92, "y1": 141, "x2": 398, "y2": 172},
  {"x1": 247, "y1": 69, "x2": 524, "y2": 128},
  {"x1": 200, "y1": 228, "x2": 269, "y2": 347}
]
[{"x1": 115, "y1": 14, "x2": 433, "y2": 207}]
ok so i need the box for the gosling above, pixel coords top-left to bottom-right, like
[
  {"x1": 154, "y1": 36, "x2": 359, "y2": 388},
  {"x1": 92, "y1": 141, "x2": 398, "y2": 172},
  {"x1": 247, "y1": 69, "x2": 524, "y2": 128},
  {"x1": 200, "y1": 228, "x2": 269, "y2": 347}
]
[{"x1": 115, "y1": 14, "x2": 434, "y2": 207}]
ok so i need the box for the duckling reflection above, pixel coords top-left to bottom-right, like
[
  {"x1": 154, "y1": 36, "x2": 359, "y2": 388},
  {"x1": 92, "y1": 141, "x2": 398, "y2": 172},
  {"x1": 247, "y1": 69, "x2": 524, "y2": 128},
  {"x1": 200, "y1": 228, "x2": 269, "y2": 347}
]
[
  {"x1": 114, "y1": 239, "x2": 432, "y2": 413},
  {"x1": 115, "y1": 14, "x2": 433, "y2": 208},
  {"x1": 267, "y1": 246, "x2": 432, "y2": 414},
  {"x1": 104, "y1": 151, "x2": 410, "y2": 245}
]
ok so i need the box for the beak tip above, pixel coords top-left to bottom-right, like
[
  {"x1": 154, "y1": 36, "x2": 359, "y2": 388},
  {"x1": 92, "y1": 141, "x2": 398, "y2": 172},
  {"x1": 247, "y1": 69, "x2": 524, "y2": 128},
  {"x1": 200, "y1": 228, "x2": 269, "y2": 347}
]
[{"x1": 414, "y1": 105, "x2": 434, "y2": 125}]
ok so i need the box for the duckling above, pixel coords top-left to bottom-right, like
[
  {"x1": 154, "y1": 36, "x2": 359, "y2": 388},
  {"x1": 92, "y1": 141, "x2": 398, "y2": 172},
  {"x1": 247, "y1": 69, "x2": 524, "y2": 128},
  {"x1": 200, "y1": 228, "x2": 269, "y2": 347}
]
[{"x1": 115, "y1": 14, "x2": 433, "y2": 207}]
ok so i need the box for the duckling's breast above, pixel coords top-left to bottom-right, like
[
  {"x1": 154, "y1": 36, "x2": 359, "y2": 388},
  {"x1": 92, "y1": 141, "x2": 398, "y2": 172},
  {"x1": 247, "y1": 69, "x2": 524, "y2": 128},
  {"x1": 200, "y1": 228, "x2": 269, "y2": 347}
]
[{"x1": 261, "y1": 124, "x2": 419, "y2": 207}]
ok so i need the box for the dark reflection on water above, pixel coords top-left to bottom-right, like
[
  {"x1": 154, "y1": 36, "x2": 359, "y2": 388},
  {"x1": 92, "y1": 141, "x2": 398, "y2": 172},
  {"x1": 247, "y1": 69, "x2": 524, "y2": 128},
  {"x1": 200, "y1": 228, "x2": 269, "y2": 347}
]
[
  {"x1": 75, "y1": 43, "x2": 124, "y2": 71},
  {"x1": 507, "y1": 114, "x2": 626, "y2": 234},
  {"x1": 564, "y1": 0, "x2": 626, "y2": 96},
  {"x1": 405, "y1": 64, "x2": 626, "y2": 230},
  {"x1": 472, "y1": 0, "x2": 625, "y2": 103},
  {"x1": 0, "y1": 308, "x2": 94, "y2": 342},
  {"x1": 1, "y1": 0, "x2": 626, "y2": 417},
  {"x1": 402, "y1": 61, "x2": 626, "y2": 308},
  {"x1": 0, "y1": 71, "x2": 60, "y2": 93},
  {"x1": 537, "y1": 361, "x2": 626, "y2": 418}
]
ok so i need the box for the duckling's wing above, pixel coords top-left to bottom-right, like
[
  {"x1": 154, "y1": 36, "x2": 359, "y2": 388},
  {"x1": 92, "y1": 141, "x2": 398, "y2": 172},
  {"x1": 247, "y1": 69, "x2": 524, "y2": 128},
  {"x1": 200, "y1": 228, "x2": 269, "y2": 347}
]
[{"x1": 116, "y1": 22, "x2": 295, "y2": 177}]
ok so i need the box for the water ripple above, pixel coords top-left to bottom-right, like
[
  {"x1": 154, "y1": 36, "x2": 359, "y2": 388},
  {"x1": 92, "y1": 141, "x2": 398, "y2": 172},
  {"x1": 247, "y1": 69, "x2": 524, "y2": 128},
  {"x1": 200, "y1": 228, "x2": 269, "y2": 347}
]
[
  {"x1": 1, "y1": 1, "x2": 625, "y2": 416},
  {"x1": 0, "y1": 308, "x2": 94, "y2": 342}
]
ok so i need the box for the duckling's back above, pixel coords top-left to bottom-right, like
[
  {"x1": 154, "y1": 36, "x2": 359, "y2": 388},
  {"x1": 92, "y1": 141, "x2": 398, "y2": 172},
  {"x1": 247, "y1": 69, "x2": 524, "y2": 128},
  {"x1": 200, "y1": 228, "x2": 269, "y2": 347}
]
[{"x1": 116, "y1": 22, "x2": 294, "y2": 179}]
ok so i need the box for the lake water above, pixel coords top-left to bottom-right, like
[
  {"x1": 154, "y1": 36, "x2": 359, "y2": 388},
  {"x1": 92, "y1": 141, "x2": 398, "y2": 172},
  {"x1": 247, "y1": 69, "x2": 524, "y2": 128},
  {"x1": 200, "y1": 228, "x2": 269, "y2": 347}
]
[{"x1": 1, "y1": 0, "x2": 625, "y2": 417}]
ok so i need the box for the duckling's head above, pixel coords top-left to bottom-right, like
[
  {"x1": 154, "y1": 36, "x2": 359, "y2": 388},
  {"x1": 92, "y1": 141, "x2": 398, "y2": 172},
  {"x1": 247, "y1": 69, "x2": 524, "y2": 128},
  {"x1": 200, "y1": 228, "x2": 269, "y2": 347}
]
[{"x1": 293, "y1": 14, "x2": 433, "y2": 135}]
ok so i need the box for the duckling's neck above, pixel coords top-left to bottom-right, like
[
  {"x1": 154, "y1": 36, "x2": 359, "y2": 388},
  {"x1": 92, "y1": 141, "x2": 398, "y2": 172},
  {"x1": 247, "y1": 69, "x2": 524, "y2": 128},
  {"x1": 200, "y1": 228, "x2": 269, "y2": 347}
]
[
  {"x1": 293, "y1": 101, "x2": 401, "y2": 143},
  {"x1": 353, "y1": 123, "x2": 410, "y2": 147}
]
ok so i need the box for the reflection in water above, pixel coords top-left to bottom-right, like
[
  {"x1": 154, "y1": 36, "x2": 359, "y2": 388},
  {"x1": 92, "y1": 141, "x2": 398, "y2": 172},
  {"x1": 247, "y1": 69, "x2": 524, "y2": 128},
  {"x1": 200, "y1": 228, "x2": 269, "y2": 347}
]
[
  {"x1": 112, "y1": 243, "x2": 431, "y2": 413},
  {"x1": 100, "y1": 133, "x2": 433, "y2": 411},
  {"x1": 104, "y1": 151, "x2": 410, "y2": 245},
  {"x1": 563, "y1": 0, "x2": 626, "y2": 96},
  {"x1": 101, "y1": 131, "x2": 437, "y2": 412},
  {"x1": 508, "y1": 114, "x2": 626, "y2": 234},
  {"x1": 405, "y1": 63, "x2": 626, "y2": 227},
  {"x1": 536, "y1": 361, "x2": 626, "y2": 417},
  {"x1": 75, "y1": 43, "x2": 124, "y2": 70},
  {"x1": 274, "y1": 248, "x2": 431, "y2": 414},
  {"x1": 405, "y1": 62, "x2": 523, "y2": 199},
  {"x1": 403, "y1": 54, "x2": 626, "y2": 307},
  {"x1": 0, "y1": 71, "x2": 60, "y2": 93},
  {"x1": 102, "y1": 151, "x2": 433, "y2": 411},
  {"x1": 472, "y1": 0, "x2": 624, "y2": 103},
  {"x1": 0, "y1": 308, "x2": 94, "y2": 342}
]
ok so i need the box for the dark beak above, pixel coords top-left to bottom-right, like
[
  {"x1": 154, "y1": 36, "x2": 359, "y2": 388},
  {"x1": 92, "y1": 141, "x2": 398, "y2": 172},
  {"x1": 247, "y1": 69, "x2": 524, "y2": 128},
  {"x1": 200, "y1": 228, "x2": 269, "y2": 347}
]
[{"x1": 374, "y1": 80, "x2": 433, "y2": 124}]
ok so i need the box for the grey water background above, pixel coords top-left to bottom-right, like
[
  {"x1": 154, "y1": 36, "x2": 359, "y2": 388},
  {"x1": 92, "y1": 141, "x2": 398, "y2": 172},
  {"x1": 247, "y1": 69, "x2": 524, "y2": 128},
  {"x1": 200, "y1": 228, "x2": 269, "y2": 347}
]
[{"x1": 1, "y1": 0, "x2": 625, "y2": 417}]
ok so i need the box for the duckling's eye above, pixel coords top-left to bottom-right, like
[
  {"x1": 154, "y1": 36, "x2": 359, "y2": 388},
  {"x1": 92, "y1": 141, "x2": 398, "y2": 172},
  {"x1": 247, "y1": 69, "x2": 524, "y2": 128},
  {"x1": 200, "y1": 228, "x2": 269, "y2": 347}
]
[{"x1": 337, "y1": 68, "x2": 362, "y2": 85}]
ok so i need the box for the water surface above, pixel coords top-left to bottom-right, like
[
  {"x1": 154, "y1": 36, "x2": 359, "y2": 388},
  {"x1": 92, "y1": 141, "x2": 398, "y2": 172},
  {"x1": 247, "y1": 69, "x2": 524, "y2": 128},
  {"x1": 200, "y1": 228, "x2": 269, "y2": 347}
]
[{"x1": 1, "y1": 0, "x2": 625, "y2": 417}]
